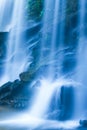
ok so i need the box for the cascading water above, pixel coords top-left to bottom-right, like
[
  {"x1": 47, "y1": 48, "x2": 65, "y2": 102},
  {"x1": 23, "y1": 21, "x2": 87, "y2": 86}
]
[
  {"x1": 48, "y1": 0, "x2": 60, "y2": 78},
  {"x1": 27, "y1": 0, "x2": 68, "y2": 120},
  {"x1": 40, "y1": 0, "x2": 66, "y2": 79},
  {"x1": 0, "y1": 0, "x2": 86, "y2": 129},
  {"x1": 0, "y1": 0, "x2": 28, "y2": 85},
  {"x1": 74, "y1": 0, "x2": 87, "y2": 119},
  {"x1": 5, "y1": 0, "x2": 27, "y2": 80},
  {"x1": 0, "y1": 0, "x2": 13, "y2": 31}
]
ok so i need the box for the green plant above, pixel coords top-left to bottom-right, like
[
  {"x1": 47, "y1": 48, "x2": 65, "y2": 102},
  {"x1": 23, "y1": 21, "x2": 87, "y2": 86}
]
[{"x1": 26, "y1": 0, "x2": 43, "y2": 21}]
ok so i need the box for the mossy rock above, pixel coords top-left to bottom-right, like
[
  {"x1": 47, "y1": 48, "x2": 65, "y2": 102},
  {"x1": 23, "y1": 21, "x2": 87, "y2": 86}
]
[{"x1": 26, "y1": 0, "x2": 43, "y2": 21}]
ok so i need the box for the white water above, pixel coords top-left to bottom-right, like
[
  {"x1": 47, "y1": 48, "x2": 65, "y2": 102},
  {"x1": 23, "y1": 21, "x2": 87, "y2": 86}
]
[
  {"x1": 0, "y1": 0, "x2": 13, "y2": 31},
  {"x1": 40, "y1": 0, "x2": 55, "y2": 66},
  {"x1": 48, "y1": 0, "x2": 60, "y2": 78},
  {"x1": 0, "y1": 115, "x2": 79, "y2": 129},
  {"x1": 27, "y1": 0, "x2": 68, "y2": 120},
  {"x1": 40, "y1": 0, "x2": 66, "y2": 79},
  {"x1": 0, "y1": 79, "x2": 79, "y2": 129},
  {"x1": 74, "y1": 0, "x2": 87, "y2": 118},
  {"x1": 5, "y1": 0, "x2": 27, "y2": 81},
  {"x1": 28, "y1": 78, "x2": 78, "y2": 119},
  {"x1": 0, "y1": 0, "x2": 28, "y2": 85},
  {"x1": 0, "y1": 0, "x2": 84, "y2": 129},
  {"x1": 28, "y1": 78, "x2": 61, "y2": 118}
]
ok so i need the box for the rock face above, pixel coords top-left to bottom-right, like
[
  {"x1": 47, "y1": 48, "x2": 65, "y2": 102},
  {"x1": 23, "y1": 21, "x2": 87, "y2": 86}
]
[
  {"x1": 0, "y1": 32, "x2": 9, "y2": 75},
  {"x1": 0, "y1": 79, "x2": 34, "y2": 109},
  {"x1": 0, "y1": 32, "x2": 8, "y2": 58},
  {"x1": 0, "y1": 76, "x2": 42, "y2": 110},
  {"x1": 0, "y1": 82, "x2": 12, "y2": 99},
  {"x1": 59, "y1": 85, "x2": 74, "y2": 120},
  {"x1": 19, "y1": 71, "x2": 35, "y2": 82}
]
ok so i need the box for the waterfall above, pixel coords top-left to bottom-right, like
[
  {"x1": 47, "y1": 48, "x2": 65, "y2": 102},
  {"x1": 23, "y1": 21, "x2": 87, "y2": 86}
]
[
  {"x1": 0, "y1": 0, "x2": 85, "y2": 129},
  {"x1": 0, "y1": 0, "x2": 13, "y2": 31},
  {"x1": 4, "y1": 0, "x2": 27, "y2": 81},
  {"x1": 0, "y1": 0, "x2": 28, "y2": 85},
  {"x1": 48, "y1": 0, "x2": 60, "y2": 79},
  {"x1": 74, "y1": 0, "x2": 87, "y2": 118},
  {"x1": 28, "y1": 0, "x2": 74, "y2": 120},
  {"x1": 28, "y1": 0, "x2": 67, "y2": 120},
  {"x1": 40, "y1": 0, "x2": 66, "y2": 79},
  {"x1": 28, "y1": 79, "x2": 58, "y2": 118}
]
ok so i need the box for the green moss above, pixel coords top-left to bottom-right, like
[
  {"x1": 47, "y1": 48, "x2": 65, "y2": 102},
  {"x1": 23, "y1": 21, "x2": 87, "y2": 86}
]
[
  {"x1": 26, "y1": 0, "x2": 43, "y2": 21},
  {"x1": 66, "y1": 0, "x2": 78, "y2": 15}
]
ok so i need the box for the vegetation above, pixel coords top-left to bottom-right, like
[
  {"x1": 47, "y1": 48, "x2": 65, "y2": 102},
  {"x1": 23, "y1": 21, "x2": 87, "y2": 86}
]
[
  {"x1": 26, "y1": 0, "x2": 43, "y2": 21},
  {"x1": 66, "y1": 0, "x2": 78, "y2": 15}
]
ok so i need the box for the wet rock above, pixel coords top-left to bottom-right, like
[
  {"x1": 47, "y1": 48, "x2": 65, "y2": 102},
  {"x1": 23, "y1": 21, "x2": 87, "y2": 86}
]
[
  {"x1": 0, "y1": 32, "x2": 9, "y2": 75},
  {"x1": 0, "y1": 79, "x2": 36, "y2": 109},
  {"x1": 19, "y1": 70, "x2": 38, "y2": 82},
  {"x1": 19, "y1": 71, "x2": 35, "y2": 82},
  {"x1": 0, "y1": 32, "x2": 8, "y2": 58},
  {"x1": 58, "y1": 85, "x2": 74, "y2": 120},
  {"x1": 32, "y1": 80, "x2": 41, "y2": 88},
  {"x1": 11, "y1": 79, "x2": 23, "y2": 90},
  {"x1": 80, "y1": 120, "x2": 87, "y2": 127},
  {"x1": 0, "y1": 80, "x2": 22, "y2": 102},
  {"x1": 0, "y1": 80, "x2": 24, "y2": 100},
  {"x1": 0, "y1": 82, "x2": 12, "y2": 99}
]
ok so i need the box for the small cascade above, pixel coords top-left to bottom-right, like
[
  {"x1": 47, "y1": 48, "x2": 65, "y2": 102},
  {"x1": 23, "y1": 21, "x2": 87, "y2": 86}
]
[
  {"x1": 28, "y1": 78, "x2": 75, "y2": 120},
  {"x1": 28, "y1": 79, "x2": 61, "y2": 118}
]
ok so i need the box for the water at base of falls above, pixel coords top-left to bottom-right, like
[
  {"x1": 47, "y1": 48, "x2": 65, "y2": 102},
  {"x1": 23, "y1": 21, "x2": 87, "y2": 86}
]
[
  {"x1": 0, "y1": 78, "x2": 80, "y2": 130},
  {"x1": 0, "y1": 116, "x2": 80, "y2": 130}
]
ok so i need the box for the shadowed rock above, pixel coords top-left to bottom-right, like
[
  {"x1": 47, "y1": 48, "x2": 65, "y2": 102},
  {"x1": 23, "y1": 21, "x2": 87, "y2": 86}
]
[
  {"x1": 0, "y1": 78, "x2": 38, "y2": 109},
  {"x1": 0, "y1": 32, "x2": 9, "y2": 75}
]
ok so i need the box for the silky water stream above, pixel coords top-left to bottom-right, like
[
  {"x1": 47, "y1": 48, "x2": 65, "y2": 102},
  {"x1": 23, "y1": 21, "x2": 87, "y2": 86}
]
[{"x1": 0, "y1": 0, "x2": 86, "y2": 129}]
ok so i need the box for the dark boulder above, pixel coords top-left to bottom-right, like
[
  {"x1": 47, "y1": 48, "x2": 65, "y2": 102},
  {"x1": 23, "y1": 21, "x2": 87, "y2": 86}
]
[
  {"x1": 0, "y1": 79, "x2": 37, "y2": 109},
  {"x1": 58, "y1": 85, "x2": 74, "y2": 120},
  {"x1": 0, "y1": 81, "x2": 12, "y2": 99},
  {"x1": 19, "y1": 71, "x2": 36, "y2": 82},
  {"x1": 0, "y1": 80, "x2": 23, "y2": 100}
]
